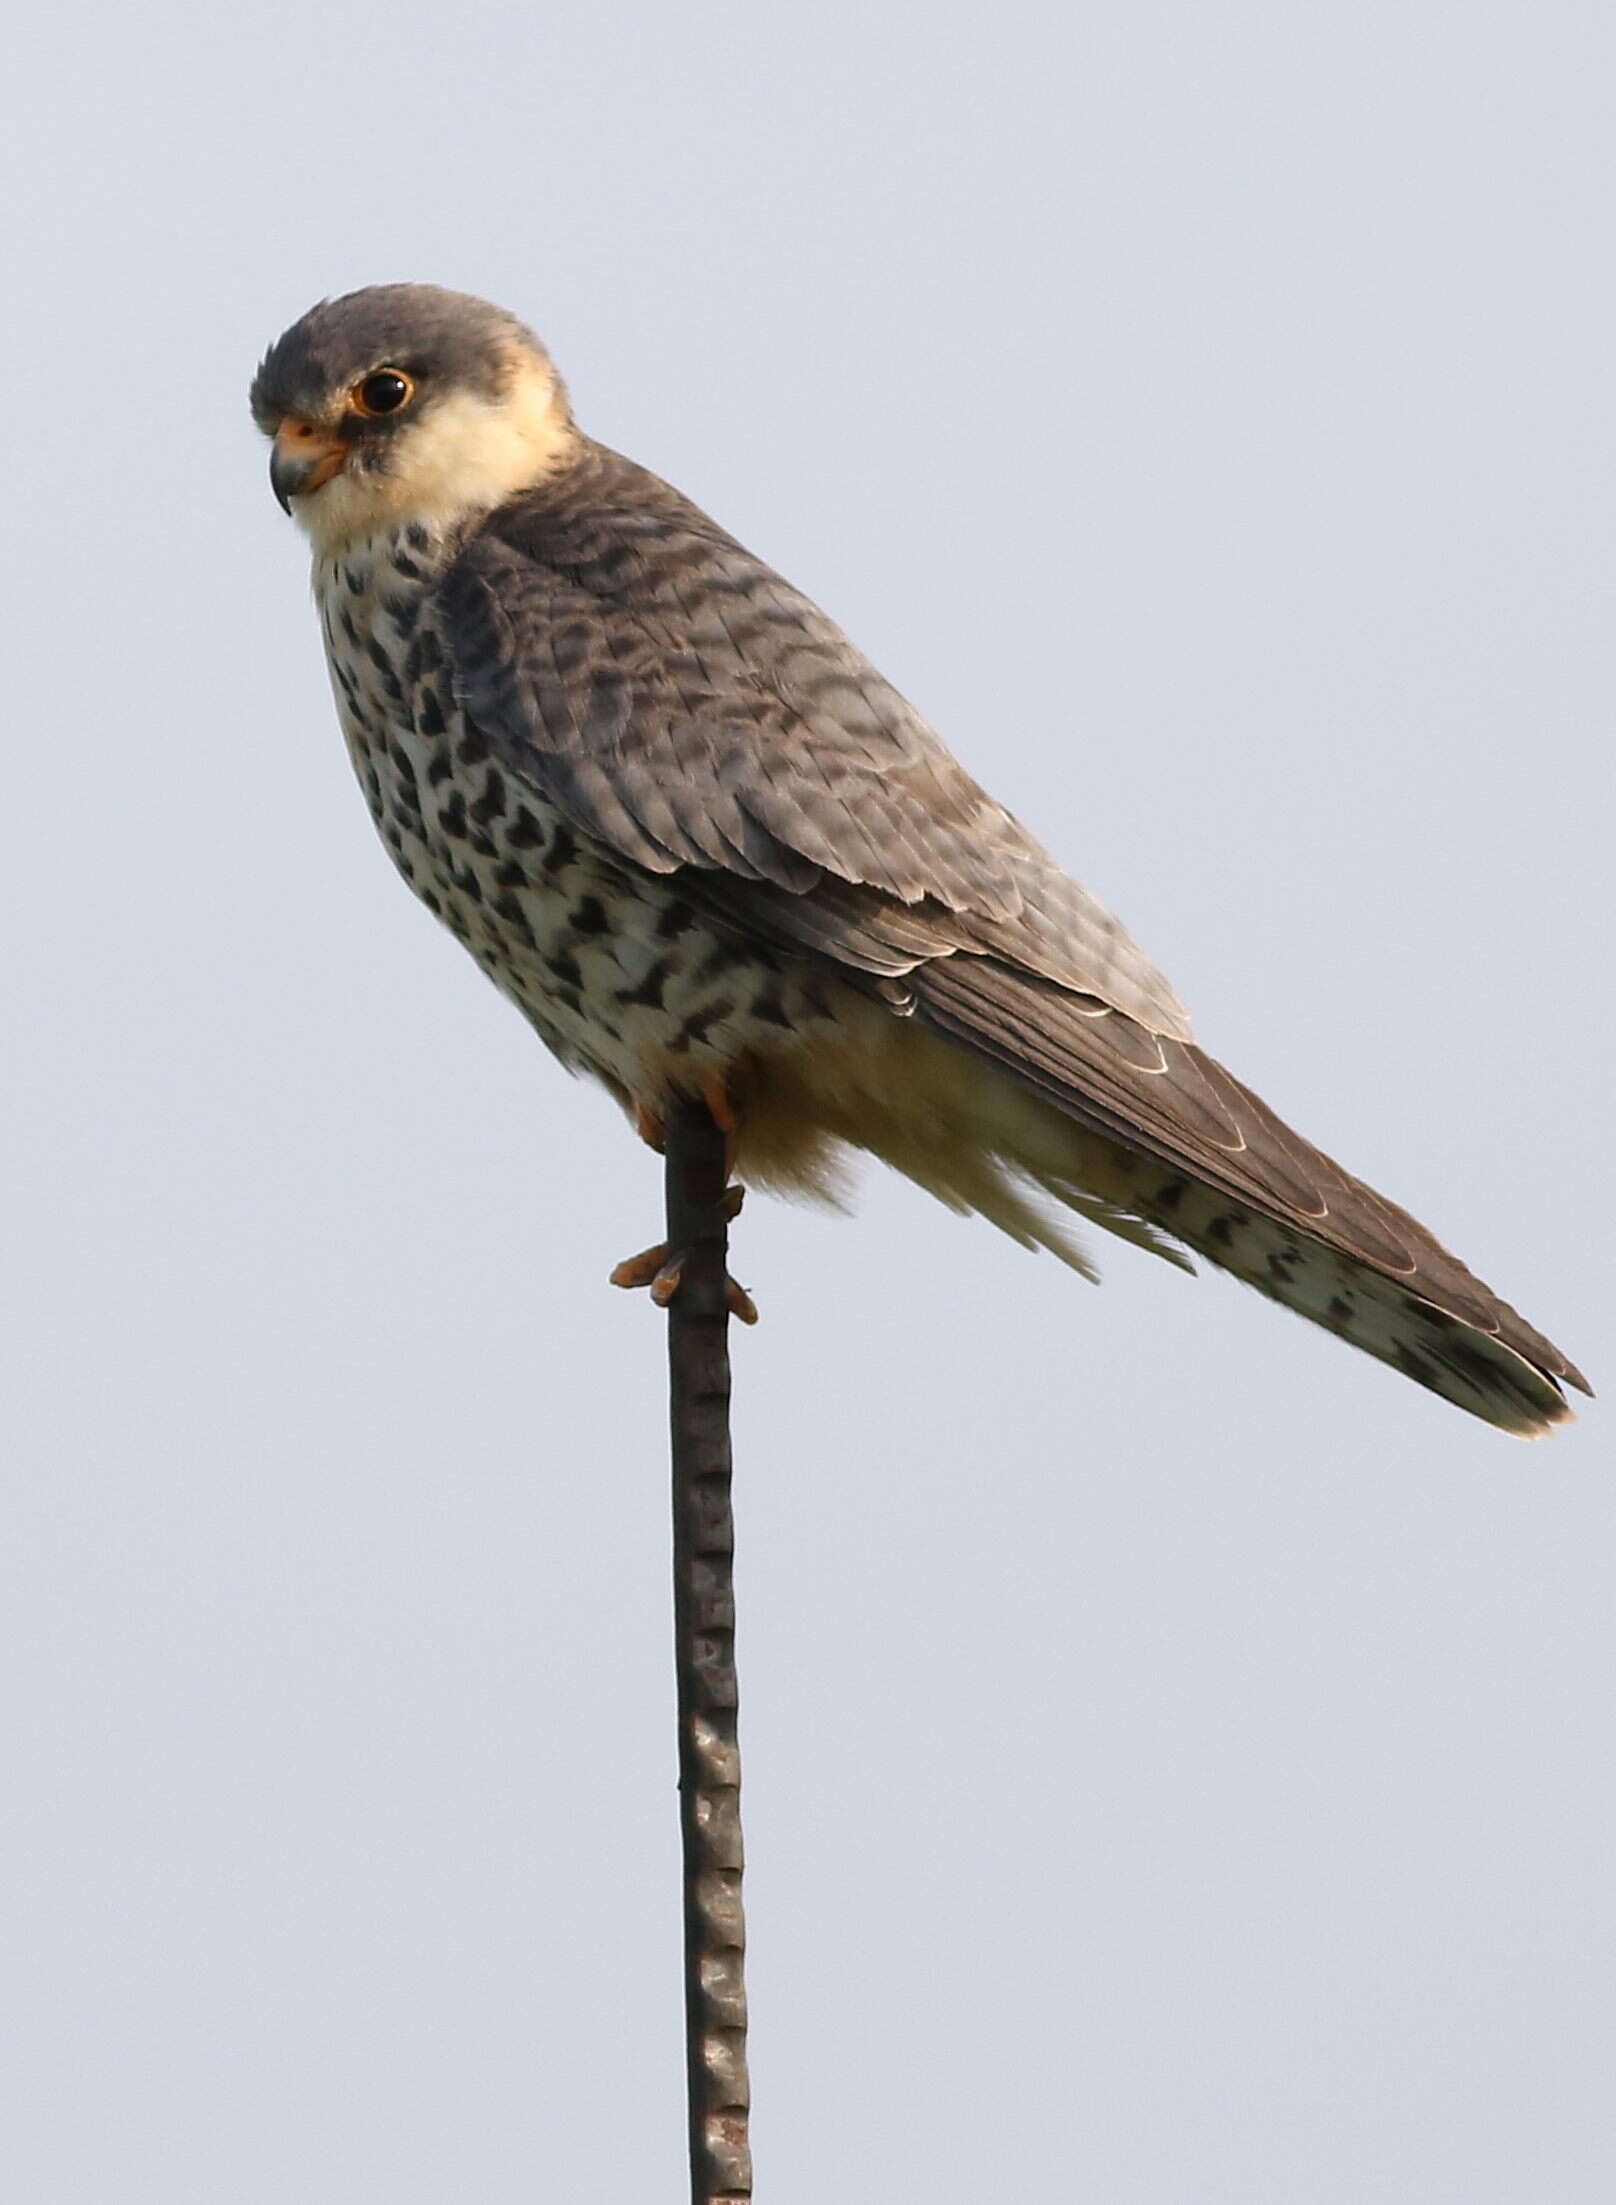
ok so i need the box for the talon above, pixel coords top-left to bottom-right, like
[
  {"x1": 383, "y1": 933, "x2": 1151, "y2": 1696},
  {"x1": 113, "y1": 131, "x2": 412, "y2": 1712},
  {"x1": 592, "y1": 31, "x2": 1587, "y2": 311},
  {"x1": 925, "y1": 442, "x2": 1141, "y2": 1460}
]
[
  {"x1": 610, "y1": 1212, "x2": 756, "y2": 1324},
  {"x1": 610, "y1": 1240, "x2": 669, "y2": 1290}
]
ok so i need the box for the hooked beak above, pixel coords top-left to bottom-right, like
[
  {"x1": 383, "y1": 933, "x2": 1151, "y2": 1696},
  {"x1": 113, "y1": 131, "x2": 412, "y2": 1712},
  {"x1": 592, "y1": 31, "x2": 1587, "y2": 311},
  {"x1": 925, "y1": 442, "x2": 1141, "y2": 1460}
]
[{"x1": 270, "y1": 418, "x2": 347, "y2": 512}]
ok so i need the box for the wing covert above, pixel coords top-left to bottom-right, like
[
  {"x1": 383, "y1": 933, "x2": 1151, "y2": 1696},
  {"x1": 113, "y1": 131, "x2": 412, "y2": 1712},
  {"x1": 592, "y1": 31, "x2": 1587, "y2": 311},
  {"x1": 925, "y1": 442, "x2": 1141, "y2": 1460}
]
[{"x1": 435, "y1": 445, "x2": 1193, "y2": 1035}]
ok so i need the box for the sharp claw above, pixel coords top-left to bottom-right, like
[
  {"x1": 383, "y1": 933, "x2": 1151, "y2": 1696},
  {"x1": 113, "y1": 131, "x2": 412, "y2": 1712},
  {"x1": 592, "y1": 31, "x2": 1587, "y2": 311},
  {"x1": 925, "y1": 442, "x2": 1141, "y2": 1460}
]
[
  {"x1": 611, "y1": 1202, "x2": 756, "y2": 1324},
  {"x1": 611, "y1": 1240, "x2": 669, "y2": 1290}
]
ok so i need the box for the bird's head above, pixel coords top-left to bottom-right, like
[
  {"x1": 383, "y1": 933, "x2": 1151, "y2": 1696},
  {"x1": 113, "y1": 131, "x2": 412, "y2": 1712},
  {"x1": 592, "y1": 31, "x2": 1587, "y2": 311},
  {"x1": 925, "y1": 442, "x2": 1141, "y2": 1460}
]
[{"x1": 250, "y1": 284, "x2": 576, "y2": 553}]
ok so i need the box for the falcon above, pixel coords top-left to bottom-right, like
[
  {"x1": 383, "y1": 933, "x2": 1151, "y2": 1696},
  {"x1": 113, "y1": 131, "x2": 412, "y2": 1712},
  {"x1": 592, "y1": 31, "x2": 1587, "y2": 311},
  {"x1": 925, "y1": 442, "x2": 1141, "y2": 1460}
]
[{"x1": 251, "y1": 284, "x2": 1587, "y2": 1437}]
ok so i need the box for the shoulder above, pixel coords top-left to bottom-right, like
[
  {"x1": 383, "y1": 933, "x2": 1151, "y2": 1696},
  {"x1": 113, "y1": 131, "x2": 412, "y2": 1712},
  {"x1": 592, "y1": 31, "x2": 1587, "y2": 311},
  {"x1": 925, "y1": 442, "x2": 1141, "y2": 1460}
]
[
  {"x1": 435, "y1": 438, "x2": 898, "y2": 728},
  {"x1": 454, "y1": 439, "x2": 748, "y2": 588}
]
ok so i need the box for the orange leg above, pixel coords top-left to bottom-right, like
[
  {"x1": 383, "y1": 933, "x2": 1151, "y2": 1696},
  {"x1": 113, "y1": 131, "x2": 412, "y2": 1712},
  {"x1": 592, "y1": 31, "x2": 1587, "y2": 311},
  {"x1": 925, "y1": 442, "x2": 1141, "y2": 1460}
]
[
  {"x1": 700, "y1": 1074, "x2": 740, "y2": 1176},
  {"x1": 633, "y1": 1079, "x2": 735, "y2": 1160},
  {"x1": 700, "y1": 1074, "x2": 738, "y2": 1139}
]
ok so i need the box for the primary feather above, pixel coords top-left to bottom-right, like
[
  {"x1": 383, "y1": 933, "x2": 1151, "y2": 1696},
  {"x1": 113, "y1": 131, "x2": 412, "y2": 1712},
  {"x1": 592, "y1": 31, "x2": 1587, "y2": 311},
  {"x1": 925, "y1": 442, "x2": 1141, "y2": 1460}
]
[{"x1": 436, "y1": 445, "x2": 1586, "y2": 1433}]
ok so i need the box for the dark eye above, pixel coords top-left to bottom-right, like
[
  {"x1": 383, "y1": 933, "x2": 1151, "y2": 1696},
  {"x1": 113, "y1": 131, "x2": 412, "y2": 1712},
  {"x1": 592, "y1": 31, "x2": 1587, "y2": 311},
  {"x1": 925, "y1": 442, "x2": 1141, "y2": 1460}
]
[{"x1": 353, "y1": 369, "x2": 414, "y2": 417}]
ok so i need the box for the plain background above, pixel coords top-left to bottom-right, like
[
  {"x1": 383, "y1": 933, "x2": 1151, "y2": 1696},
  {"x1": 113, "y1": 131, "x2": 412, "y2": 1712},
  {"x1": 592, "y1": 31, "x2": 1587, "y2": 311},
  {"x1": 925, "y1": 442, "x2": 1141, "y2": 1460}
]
[{"x1": 3, "y1": 4, "x2": 1611, "y2": 2198}]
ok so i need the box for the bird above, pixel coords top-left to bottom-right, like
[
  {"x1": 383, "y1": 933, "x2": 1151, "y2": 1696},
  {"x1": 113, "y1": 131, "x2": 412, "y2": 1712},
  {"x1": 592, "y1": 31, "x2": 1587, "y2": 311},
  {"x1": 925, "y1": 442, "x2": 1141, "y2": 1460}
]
[{"x1": 251, "y1": 283, "x2": 1587, "y2": 1438}]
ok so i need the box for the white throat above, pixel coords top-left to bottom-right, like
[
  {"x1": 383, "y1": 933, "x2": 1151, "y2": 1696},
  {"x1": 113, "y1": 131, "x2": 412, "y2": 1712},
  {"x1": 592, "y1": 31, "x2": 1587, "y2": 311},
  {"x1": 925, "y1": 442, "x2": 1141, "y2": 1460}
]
[{"x1": 294, "y1": 354, "x2": 577, "y2": 558}]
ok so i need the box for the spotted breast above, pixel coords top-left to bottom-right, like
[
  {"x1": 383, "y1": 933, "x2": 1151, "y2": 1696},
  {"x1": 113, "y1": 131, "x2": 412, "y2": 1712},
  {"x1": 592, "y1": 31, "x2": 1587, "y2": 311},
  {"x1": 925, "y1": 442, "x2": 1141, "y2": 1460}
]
[{"x1": 313, "y1": 520, "x2": 840, "y2": 1115}]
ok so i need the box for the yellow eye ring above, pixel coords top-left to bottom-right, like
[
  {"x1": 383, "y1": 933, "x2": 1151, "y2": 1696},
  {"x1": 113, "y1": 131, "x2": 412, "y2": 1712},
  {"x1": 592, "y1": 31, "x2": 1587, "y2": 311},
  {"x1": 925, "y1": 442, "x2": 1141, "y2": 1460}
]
[{"x1": 352, "y1": 368, "x2": 415, "y2": 418}]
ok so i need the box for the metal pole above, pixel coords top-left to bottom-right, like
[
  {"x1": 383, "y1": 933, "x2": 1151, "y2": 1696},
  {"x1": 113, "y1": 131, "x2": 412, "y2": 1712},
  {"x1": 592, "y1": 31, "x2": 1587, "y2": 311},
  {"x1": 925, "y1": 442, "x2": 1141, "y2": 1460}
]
[{"x1": 664, "y1": 1094, "x2": 752, "y2": 2201}]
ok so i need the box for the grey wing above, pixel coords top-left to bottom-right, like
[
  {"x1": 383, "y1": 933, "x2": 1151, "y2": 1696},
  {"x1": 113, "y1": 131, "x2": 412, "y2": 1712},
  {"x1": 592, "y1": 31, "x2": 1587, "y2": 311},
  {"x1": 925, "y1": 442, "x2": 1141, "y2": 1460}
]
[
  {"x1": 436, "y1": 451, "x2": 1193, "y2": 1036},
  {"x1": 436, "y1": 453, "x2": 1586, "y2": 1411}
]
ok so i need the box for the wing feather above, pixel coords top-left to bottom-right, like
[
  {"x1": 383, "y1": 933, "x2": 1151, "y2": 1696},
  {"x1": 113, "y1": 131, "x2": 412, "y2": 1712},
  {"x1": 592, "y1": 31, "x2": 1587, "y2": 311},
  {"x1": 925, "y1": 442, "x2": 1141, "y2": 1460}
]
[
  {"x1": 916, "y1": 955, "x2": 1589, "y2": 1393},
  {"x1": 437, "y1": 443, "x2": 1193, "y2": 1033},
  {"x1": 433, "y1": 443, "x2": 1585, "y2": 1409}
]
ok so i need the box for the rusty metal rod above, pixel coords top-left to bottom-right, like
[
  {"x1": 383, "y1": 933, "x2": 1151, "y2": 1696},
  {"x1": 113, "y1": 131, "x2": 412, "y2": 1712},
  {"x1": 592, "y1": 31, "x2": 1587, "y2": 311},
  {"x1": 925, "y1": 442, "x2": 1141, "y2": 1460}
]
[{"x1": 664, "y1": 1094, "x2": 752, "y2": 2201}]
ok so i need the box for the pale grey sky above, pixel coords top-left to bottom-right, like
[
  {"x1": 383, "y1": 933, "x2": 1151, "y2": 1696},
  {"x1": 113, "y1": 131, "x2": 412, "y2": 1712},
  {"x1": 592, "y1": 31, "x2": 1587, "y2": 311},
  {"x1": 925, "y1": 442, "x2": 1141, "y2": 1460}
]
[{"x1": 3, "y1": 3, "x2": 1611, "y2": 2198}]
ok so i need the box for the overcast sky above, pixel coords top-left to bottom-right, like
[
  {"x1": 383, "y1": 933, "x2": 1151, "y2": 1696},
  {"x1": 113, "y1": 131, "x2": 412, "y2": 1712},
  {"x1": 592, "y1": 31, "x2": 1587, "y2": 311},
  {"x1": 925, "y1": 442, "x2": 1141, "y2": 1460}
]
[{"x1": 4, "y1": 3, "x2": 1611, "y2": 2198}]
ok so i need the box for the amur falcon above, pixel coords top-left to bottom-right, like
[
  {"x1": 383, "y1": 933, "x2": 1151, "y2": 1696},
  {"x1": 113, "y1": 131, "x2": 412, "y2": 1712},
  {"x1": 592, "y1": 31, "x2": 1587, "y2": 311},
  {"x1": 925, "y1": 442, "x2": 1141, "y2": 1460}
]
[{"x1": 251, "y1": 285, "x2": 1587, "y2": 1438}]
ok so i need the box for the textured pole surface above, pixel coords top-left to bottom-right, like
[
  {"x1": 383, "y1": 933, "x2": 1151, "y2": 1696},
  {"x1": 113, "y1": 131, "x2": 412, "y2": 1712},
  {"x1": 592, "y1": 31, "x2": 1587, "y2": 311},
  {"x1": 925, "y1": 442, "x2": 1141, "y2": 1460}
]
[{"x1": 664, "y1": 1096, "x2": 752, "y2": 2202}]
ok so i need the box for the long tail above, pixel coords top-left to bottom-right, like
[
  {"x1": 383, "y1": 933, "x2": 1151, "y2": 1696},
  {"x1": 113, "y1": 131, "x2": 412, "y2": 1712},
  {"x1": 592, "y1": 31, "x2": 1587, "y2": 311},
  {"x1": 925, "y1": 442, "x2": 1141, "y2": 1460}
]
[
  {"x1": 898, "y1": 959, "x2": 1590, "y2": 1439},
  {"x1": 1111, "y1": 1161, "x2": 1578, "y2": 1437},
  {"x1": 736, "y1": 964, "x2": 1586, "y2": 1436}
]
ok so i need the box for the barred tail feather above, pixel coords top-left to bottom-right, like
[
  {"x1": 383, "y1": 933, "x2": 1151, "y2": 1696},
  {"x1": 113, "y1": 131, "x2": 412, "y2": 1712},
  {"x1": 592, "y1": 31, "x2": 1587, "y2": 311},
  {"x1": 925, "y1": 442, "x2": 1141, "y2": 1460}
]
[
  {"x1": 1137, "y1": 1175, "x2": 1576, "y2": 1438},
  {"x1": 905, "y1": 958, "x2": 1589, "y2": 1440},
  {"x1": 735, "y1": 969, "x2": 1585, "y2": 1435}
]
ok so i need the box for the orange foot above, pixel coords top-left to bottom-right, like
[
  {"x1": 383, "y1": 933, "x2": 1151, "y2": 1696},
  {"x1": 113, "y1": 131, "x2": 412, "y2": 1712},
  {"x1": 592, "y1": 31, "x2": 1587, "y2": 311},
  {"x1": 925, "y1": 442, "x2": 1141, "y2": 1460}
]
[{"x1": 610, "y1": 1184, "x2": 758, "y2": 1324}]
